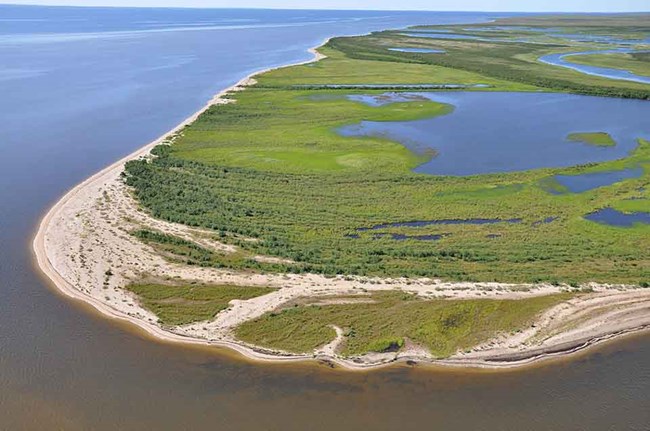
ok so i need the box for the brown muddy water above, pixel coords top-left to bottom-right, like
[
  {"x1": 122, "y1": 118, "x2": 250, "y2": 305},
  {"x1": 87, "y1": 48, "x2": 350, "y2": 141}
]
[{"x1": 1, "y1": 5, "x2": 649, "y2": 430}]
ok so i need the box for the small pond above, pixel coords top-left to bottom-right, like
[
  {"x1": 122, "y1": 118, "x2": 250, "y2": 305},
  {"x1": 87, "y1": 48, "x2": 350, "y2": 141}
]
[
  {"x1": 357, "y1": 217, "x2": 522, "y2": 230},
  {"x1": 338, "y1": 91, "x2": 650, "y2": 176},
  {"x1": 552, "y1": 167, "x2": 644, "y2": 194},
  {"x1": 585, "y1": 208, "x2": 650, "y2": 227}
]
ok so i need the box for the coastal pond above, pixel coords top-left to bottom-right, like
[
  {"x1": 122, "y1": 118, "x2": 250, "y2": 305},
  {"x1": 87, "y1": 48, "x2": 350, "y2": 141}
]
[
  {"x1": 338, "y1": 91, "x2": 650, "y2": 176},
  {"x1": 551, "y1": 167, "x2": 644, "y2": 194},
  {"x1": 347, "y1": 215, "x2": 562, "y2": 241},
  {"x1": 585, "y1": 207, "x2": 650, "y2": 227},
  {"x1": 346, "y1": 218, "x2": 521, "y2": 242},
  {"x1": 372, "y1": 233, "x2": 448, "y2": 241},
  {"x1": 357, "y1": 217, "x2": 523, "y2": 230}
]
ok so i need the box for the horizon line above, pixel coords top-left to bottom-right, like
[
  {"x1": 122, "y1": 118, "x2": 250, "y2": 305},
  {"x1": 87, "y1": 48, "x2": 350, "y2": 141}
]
[{"x1": 2, "y1": 3, "x2": 650, "y2": 13}]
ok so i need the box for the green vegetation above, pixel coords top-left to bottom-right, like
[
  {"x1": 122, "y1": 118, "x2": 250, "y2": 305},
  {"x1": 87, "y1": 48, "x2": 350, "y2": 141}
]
[
  {"x1": 235, "y1": 291, "x2": 573, "y2": 357},
  {"x1": 133, "y1": 229, "x2": 291, "y2": 272},
  {"x1": 489, "y1": 14, "x2": 650, "y2": 28},
  {"x1": 567, "y1": 132, "x2": 617, "y2": 147},
  {"x1": 125, "y1": 283, "x2": 274, "y2": 326},
  {"x1": 564, "y1": 52, "x2": 650, "y2": 79},
  {"x1": 123, "y1": 17, "x2": 650, "y2": 286},
  {"x1": 134, "y1": 229, "x2": 219, "y2": 266},
  {"x1": 257, "y1": 46, "x2": 533, "y2": 91},
  {"x1": 167, "y1": 89, "x2": 452, "y2": 174},
  {"x1": 328, "y1": 24, "x2": 650, "y2": 100},
  {"x1": 632, "y1": 52, "x2": 650, "y2": 62}
]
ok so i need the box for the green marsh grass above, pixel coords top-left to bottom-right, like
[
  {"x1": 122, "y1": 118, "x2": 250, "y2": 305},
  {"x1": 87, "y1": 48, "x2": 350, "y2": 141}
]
[
  {"x1": 567, "y1": 132, "x2": 617, "y2": 147},
  {"x1": 235, "y1": 291, "x2": 574, "y2": 357},
  {"x1": 126, "y1": 283, "x2": 274, "y2": 326}
]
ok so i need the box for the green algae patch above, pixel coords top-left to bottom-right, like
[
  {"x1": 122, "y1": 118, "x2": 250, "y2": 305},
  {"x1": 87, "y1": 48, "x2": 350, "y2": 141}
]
[
  {"x1": 568, "y1": 132, "x2": 617, "y2": 147},
  {"x1": 234, "y1": 292, "x2": 573, "y2": 357}
]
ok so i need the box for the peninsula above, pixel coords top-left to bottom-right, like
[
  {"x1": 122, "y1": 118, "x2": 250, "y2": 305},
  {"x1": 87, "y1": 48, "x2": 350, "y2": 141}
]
[{"x1": 35, "y1": 15, "x2": 650, "y2": 370}]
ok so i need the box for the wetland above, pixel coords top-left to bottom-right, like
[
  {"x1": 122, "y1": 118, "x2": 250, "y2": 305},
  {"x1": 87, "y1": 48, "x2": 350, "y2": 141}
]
[{"x1": 32, "y1": 9, "x2": 650, "y2": 382}]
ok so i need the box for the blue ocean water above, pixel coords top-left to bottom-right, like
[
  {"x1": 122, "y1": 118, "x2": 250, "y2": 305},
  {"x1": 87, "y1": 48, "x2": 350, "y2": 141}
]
[{"x1": 0, "y1": 5, "x2": 501, "y2": 230}]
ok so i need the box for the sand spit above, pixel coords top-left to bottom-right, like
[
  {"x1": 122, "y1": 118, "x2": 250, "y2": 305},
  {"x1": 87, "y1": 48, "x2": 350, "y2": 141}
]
[{"x1": 33, "y1": 40, "x2": 650, "y2": 371}]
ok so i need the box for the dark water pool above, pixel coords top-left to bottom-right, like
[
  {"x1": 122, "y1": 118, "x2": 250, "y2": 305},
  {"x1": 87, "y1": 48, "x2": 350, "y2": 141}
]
[
  {"x1": 358, "y1": 217, "x2": 522, "y2": 230},
  {"x1": 373, "y1": 233, "x2": 447, "y2": 241},
  {"x1": 339, "y1": 91, "x2": 650, "y2": 176}
]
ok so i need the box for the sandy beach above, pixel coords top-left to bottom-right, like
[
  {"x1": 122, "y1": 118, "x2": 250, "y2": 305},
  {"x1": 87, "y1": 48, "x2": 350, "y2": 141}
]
[{"x1": 32, "y1": 39, "x2": 650, "y2": 371}]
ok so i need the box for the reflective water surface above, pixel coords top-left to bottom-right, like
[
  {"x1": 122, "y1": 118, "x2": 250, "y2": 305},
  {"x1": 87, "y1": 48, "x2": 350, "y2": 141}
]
[
  {"x1": 585, "y1": 207, "x2": 650, "y2": 227},
  {"x1": 339, "y1": 91, "x2": 650, "y2": 176},
  {"x1": 539, "y1": 49, "x2": 650, "y2": 84},
  {"x1": 553, "y1": 167, "x2": 644, "y2": 194},
  {"x1": 2, "y1": 6, "x2": 650, "y2": 430}
]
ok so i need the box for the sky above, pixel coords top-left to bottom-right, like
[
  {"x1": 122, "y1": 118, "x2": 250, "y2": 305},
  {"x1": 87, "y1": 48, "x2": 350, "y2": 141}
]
[{"x1": 2, "y1": 0, "x2": 649, "y2": 12}]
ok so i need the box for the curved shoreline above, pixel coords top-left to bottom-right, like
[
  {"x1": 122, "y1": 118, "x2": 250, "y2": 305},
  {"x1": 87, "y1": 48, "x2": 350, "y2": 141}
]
[
  {"x1": 32, "y1": 38, "x2": 650, "y2": 372},
  {"x1": 539, "y1": 49, "x2": 650, "y2": 85}
]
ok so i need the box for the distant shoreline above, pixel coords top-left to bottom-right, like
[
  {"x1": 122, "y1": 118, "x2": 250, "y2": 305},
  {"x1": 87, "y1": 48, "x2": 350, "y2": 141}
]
[{"x1": 32, "y1": 36, "x2": 650, "y2": 372}]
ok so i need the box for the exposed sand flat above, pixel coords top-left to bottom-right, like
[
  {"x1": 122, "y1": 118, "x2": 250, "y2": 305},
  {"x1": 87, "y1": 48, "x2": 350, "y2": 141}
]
[{"x1": 33, "y1": 40, "x2": 650, "y2": 371}]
